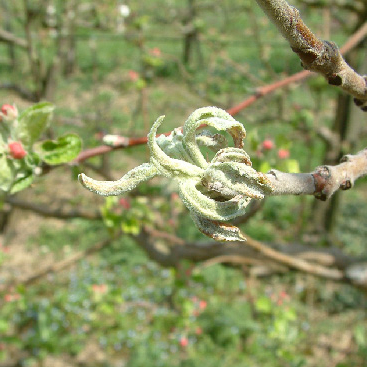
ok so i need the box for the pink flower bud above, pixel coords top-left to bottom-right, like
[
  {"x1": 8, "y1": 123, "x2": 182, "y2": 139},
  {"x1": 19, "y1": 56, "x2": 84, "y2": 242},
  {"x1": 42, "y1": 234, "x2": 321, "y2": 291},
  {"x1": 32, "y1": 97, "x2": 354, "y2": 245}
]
[
  {"x1": 0, "y1": 244, "x2": 10, "y2": 253},
  {"x1": 1, "y1": 104, "x2": 18, "y2": 120},
  {"x1": 150, "y1": 47, "x2": 161, "y2": 57},
  {"x1": 4, "y1": 294, "x2": 12, "y2": 302},
  {"x1": 92, "y1": 284, "x2": 108, "y2": 294},
  {"x1": 277, "y1": 149, "x2": 290, "y2": 159},
  {"x1": 171, "y1": 192, "x2": 179, "y2": 201},
  {"x1": 262, "y1": 140, "x2": 274, "y2": 150},
  {"x1": 4, "y1": 293, "x2": 20, "y2": 302},
  {"x1": 279, "y1": 290, "x2": 290, "y2": 301},
  {"x1": 179, "y1": 336, "x2": 189, "y2": 347},
  {"x1": 199, "y1": 300, "x2": 207, "y2": 310},
  {"x1": 8, "y1": 142, "x2": 27, "y2": 159},
  {"x1": 118, "y1": 198, "x2": 131, "y2": 209},
  {"x1": 128, "y1": 70, "x2": 140, "y2": 82}
]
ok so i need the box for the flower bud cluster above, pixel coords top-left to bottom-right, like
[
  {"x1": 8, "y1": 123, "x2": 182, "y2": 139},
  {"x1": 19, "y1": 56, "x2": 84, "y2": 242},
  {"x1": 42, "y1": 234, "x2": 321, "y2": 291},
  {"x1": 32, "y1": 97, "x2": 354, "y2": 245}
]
[{"x1": 0, "y1": 104, "x2": 27, "y2": 160}]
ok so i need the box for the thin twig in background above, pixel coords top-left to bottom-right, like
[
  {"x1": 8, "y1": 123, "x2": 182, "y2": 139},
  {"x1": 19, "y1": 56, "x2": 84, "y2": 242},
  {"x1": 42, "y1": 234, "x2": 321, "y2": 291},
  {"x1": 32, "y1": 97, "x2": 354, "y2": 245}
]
[
  {"x1": 0, "y1": 28, "x2": 27, "y2": 48},
  {"x1": 6, "y1": 197, "x2": 102, "y2": 220},
  {"x1": 136, "y1": 227, "x2": 367, "y2": 287},
  {"x1": 0, "y1": 234, "x2": 119, "y2": 294}
]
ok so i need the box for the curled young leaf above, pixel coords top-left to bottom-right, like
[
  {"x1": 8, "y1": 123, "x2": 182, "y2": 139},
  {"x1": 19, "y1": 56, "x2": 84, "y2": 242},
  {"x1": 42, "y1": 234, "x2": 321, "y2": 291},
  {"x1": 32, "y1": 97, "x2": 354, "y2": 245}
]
[
  {"x1": 196, "y1": 130, "x2": 228, "y2": 152},
  {"x1": 212, "y1": 147, "x2": 251, "y2": 165},
  {"x1": 191, "y1": 212, "x2": 246, "y2": 242},
  {"x1": 178, "y1": 179, "x2": 251, "y2": 221},
  {"x1": 148, "y1": 115, "x2": 204, "y2": 177},
  {"x1": 204, "y1": 162, "x2": 274, "y2": 200},
  {"x1": 182, "y1": 106, "x2": 246, "y2": 168},
  {"x1": 79, "y1": 163, "x2": 158, "y2": 196},
  {"x1": 155, "y1": 128, "x2": 193, "y2": 163}
]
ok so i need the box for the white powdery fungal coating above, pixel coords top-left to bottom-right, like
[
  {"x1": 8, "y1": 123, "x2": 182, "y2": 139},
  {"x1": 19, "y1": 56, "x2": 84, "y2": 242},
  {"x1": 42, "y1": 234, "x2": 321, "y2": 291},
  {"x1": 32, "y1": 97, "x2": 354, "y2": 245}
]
[
  {"x1": 148, "y1": 115, "x2": 204, "y2": 177},
  {"x1": 191, "y1": 212, "x2": 247, "y2": 242},
  {"x1": 78, "y1": 163, "x2": 158, "y2": 196},
  {"x1": 178, "y1": 178, "x2": 251, "y2": 221},
  {"x1": 182, "y1": 106, "x2": 247, "y2": 168},
  {"x1": 195, "y1": 130, "x2": 228, "y2": 152},
  {"x1": 78, "y1": 107, "x2": 274, "y2": 241}
]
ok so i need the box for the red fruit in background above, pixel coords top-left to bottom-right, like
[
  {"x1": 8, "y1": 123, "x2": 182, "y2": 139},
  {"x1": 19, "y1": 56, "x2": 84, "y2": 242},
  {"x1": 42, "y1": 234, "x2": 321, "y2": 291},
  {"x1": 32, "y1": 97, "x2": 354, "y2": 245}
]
[
  {"x1": 278, "y1": 149, "x2": 290, "y2": 159},
  {"x1": 262, "y1": 140, "x2": 274, "y2": 150},
  {"x1": 8, "y1": 142, "x2": 27, "y2": 159}
]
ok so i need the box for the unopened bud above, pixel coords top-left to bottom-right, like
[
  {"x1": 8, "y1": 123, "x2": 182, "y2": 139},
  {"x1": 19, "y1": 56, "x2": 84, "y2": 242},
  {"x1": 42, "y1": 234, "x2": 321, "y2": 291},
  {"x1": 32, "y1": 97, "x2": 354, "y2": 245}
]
[
  {"x1": 1, "y1": 104, "x2": 18, "y2": 120},
  {"x1": 278, "y1": 149, "x2": 290, "y2": 159},
  {"x1": 262, "y1": 139, "x2": 274, "y2": 150},
  {"x1": 8, "y1": 141, "x2": 27, "y2": 159}
]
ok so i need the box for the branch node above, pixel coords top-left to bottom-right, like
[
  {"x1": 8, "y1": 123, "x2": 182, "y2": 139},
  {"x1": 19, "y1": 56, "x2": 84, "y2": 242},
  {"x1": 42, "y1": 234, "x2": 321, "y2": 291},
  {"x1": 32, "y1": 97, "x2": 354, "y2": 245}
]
[
  {"x1": 316, "y1": 165, "x2": 331, "y2": 179},
  {"x1": 328, "y1": 74, "x2": 342, "y2": 86},
  {"x1": 292, "y1": 47, "x2": 318, "y2": 65},
  {"x1": 340, "y1": 180, "x2": 352, "y2": 190},
  {"x1": 340, "y1": 154, "x2": 352, "y2": 163},
  {"x1": 322, "y1": 40, "x2": 339, "y2": 60},
  {"x1": 353, "y1": 98, "x2": 364, "y2": 107},
  {"x1": 312, "y1": 166, "x2": 331, "y2": 201},
  {"x1": 268, "y1": 169, "x2": 279, "y2": 178}
]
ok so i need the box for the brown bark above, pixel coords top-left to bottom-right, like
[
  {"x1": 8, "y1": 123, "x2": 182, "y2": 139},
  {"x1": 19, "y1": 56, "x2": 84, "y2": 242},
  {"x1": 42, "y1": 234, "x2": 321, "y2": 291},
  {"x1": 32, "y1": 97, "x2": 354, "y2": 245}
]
[{"x1": 255, "y1": 0, "x2": 367, "y2": 110}]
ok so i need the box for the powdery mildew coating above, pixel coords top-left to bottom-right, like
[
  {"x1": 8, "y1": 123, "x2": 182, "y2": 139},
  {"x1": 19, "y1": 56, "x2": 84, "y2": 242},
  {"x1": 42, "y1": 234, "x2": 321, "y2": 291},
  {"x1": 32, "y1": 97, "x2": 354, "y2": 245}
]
[{"x1": 79, "y1": 107, "x2": 274, "y2": 242}]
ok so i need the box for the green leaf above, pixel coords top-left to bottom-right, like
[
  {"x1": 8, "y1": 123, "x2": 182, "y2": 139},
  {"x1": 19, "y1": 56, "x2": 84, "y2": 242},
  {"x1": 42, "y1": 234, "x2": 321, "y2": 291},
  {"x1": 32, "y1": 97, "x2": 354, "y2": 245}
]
[
  {"x1": 36, "y1": 134, "x2": 82, "y2": 165},
  {"x1": 0, "y1": 319, "x2": 8, "y2": 333},
  {"x1": 101, "y1": 207, "x2": 120, "y2": 230},
  {"x1": 0, "y1": 155, "x2": 14, "y2": 192},
  {"x1": 283, "y1": 307, "x2": 297, "y2": 321},
  {"x1": 285, "y1": 159, "x2": 300, "y2": 173},
  {"x1": 24, "y1": 152, "x2": 41, "y2": 168},
  {"x1": 255, "y1": 296, "x2": 272, "y2": 314},
  {"x1": 354, "y1": 324, "x2": 366, "y2": 347},
  {"x1": 16, "y1": 102, "x2": 55, "y2": 147},
  {"x1": 10, "y1": 171, "x2": 34, "y2": 194},
  {"x1": 259, "y1": 160, "x2": 271, "y2": 173},
  {"x1": 121, "y1": 217, "x2": 140, "y2": 235}
]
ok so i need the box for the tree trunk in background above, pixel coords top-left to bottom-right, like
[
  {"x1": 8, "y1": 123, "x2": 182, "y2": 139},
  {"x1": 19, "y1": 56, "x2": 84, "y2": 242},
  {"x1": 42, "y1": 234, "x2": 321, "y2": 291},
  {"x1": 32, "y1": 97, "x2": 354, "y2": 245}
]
[
  {"x1": 58, "y1": 0, "x2": 77, "y2": 76},
  {"x1": 1, "y1": 0, "x2": 17, "y2": 70},
  {"x1": 182, "y1": 0, "x2": 203, "y2": 67}
]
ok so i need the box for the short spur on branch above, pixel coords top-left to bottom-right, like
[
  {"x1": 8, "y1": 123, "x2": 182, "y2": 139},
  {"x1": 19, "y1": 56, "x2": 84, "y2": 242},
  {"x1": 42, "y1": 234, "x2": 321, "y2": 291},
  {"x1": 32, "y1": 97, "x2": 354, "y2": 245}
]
[{"x1": 78, "y1": 107, "x2": 274, "y2": 242}]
